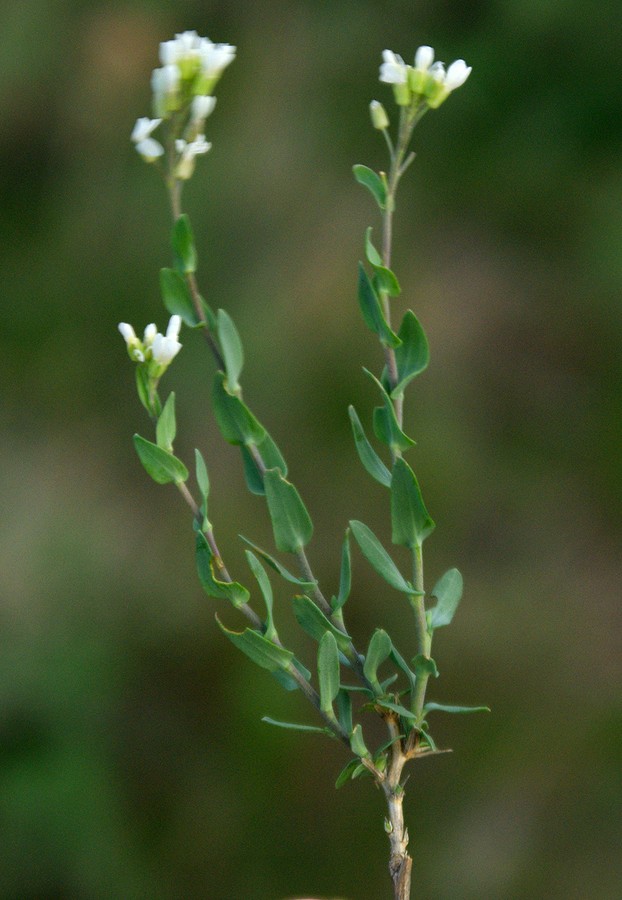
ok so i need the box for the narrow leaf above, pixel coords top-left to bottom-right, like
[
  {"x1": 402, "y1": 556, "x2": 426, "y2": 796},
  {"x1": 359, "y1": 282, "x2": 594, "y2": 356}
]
[
  {"x1": 333, "y1": 528, "x2": 352, "y2": 611},
  {"x1": 349, "y1": 723, "x2": 370, "y2": 758},
  {"x1": 364, "y1": 226, "x2": 383, "y2": 267},
  {"x1": 194, "y1": 448, "x2": 210, "y2": 501},
  {"x1": 160, "y1": 268, "x2": 198, "y2": 327},
  {"x1": 374, "y1": 698, "x2": 417, "y2": 720},
  {"x1": 133, "y1": 434, "x2": 188, "y2": 485},
  {"x1": 335, "y1": 689, "x2": 353, "y2": 735},
  {"x1": 428, "y1": 568, "x2": 463, "y2": 629},
  {"x1": 262, "y1": 717, "x2": 329, "y2": 735},
  {"x1": 217, "y1": 617, "x2": 293, "y2": 672},
  {"x1": 353, "y1": 164, "x2": 387, "y2": 209},
  {"x1": 318, "y1": 631, "x2": 340, "y2": 713},
  {"x1": 391, "y1": 457, "x2": 435, "y2": 549},
  {"x1": 424, "y1": 702, "x2": 490, "y2": 715},
  {"x1": 392, "y1": 310, "x2": 430, "y2": 398},
  {"x1": 390, "y1": 645, "x2": 417, "y2": 697},
  {"x1": 156, "y1": 392, "x2": 176, "y2": 452},
  {"x1": 196, "y1": 532, "x2": 249, "y2": 607},
  {"x1": 363, "y1": 629, "x2": 392, "y2": 688},
  {"x1": 291, "y1": 595, "x2": 353, "y2": 655},
  {"x1": 240, "y1": 431, "x2": 287, "y2": 496},
  {"x1": 373, "y1": 266, "x2": 401, "y2": 298},
  {"x1": 348, "y1": 405, "x2": 391, "y2": 487},
  {"x1": 365, "y1": 369, "x2": 415, "y2": 452},
  {"x1": 413, "y1": 654, "x2": 439, "y2": 678},
  {"x1": 349, "y1": 520, "x2": 418, "y2": 595},
  {"x1": 264, "y1": 468, "x2": 313, "y2": 554},
  {"x1": 336, "y1": 757, "x2": 362, "y2": 789},
  {"x1": 212, "y1": 371, "x2": 265, "y2": 446},
  {"x1": 217, "y1": 308, "x2": 244, "y2": 391},
  {"x1": 245, "y1": 550, "x2": 275, "y2": 638},
  {"x1": 238, "y1": 536, "x2": 315, "y2": 588},
  {"x1": 357, "y1": 264, "x2": 401, "y2": 348},
  {"x1": 172, "y1": 214, "x2": 197, "y2": 274}
]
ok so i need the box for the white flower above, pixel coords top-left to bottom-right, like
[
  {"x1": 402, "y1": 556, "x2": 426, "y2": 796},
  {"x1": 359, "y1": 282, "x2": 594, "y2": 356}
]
[
  {"x1": 119, "y1": 322, "x2": 145, "y2": 361},
  {"x1": 444, "y1": 59, "x2": 471, "y2": 90},
  {"x1": 143, "y1": 323, "x2": 157, "y2": 345},
  {"x1": 379, "y1": 49, "x2": 407, "y2": 84},
  {"x1": 191, "y1": 95, "x2": 217, "y2": 122},
  {"x1": 131, "y1": 117, "x2": 161, "y2": 143},
  {"x1": 166, "y1": 315, "x2": 182, "y2": 341},
  {"x1": 414, "y1": 45, "x2": 434, "y2": 71},
  {"x1": 199, "y1": 40, "x2": 236, "y2": 77},
  {"x1": 151, "y1": 333, "x2": 182, "y2": 367},
  {"x1": 174, "y1": 135, "x2": 212, "y2": 179},
  {"x1": 134, "y1": 137, "x2": 164, "y2": 161}
]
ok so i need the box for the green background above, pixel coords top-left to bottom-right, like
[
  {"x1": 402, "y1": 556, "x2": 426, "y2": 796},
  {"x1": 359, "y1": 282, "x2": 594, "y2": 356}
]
[{"x1": 2, "y1": 1, "x2": 621, "y2": 897}]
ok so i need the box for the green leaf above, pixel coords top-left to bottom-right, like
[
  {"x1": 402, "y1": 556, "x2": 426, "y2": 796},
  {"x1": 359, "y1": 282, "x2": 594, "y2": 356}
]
[
  {"x1": 135, "y1": 366, "x2": 160, "y2": 417},
  {"x1": 198, "y1": 295, "x2": 218, "y2": 332},
  {"x1": 245, "y1": 550, "x2": 275, "y2": 638},
  {"x1": 196, "y1": 532, "x2": 250, "y2": 607},
  {"x1": 194, "y1": 449, "x2": 210, "y2": 501},
  {"x1": 428, "y1": 568, "x2": 463, "y2": 629},
  {"x1": 318, "y1": 631, "x2": 340, "y2": 714},
  {"x1": 357, "y1": 264, "x2": 401, "y2": 348},
  {"x1": 373, "y1": 267, "x2": 401, "y2": 298},
  {"x1": 217, "y1": 308, "x2": 244, "y2": 392},
  {"x1": 261, "y1": 717, "x2": 330, "y2": 735},
  {"x1": 240, "y1": 431, "x2": 287, "y2": 495},
  {"x1": 160, "y1": 268, "x2": 198, "y2": 327},
  {"x1": 391, "y1": 457, "x2": 435, "y2": 549},
  {"x1": 348, "y1": 405, "x2": 391, "y2": 487},
  {"x1": 364, "y1": 227, "x2": 383, "y2": 267},
  {"x1": 172, "y1": 214, "x2": 197, "y2": 274},
  {"x1": 374, "y1": 698, "x2": 417, "y2": 720},
  {"x1": 424, "y1": 702, "x2": 490, "y2": 715},
  {"x1": 156, "y1": 392, "x2": 176, "y2": 452},
  {"x1": 392, "y1": 310, "x2": 430, "y2": 398},
  {"x1": 413, "y1": 655, "x2": 439, "y2": 679},
  {"x1": 264, "y1": 468, "x2": 313, "y2": 553},
  {"x1": 353, "y1": 164, "x2": 386, "y2": 210},
  {"x1": 217, "y1": 617, "x2": 294, "y2": 672},
  {"x1": 365, "y1": 369, "x2": 415, "y2": 453},
  {"x1": 390, "y1": 645, "x2": 417, "y2": 696},
  {"x1": 272, "y1": 657, "x2": 312, "y2": 693},
  {"x1": 349, "y1": 723, "x2": 370, "y2": 758},
  {"x1": 336, "y1": 757, "x2": 363, "y2": 788},
  {"x1": 349, "y1": 520, "x2": 418, "y2": 595},
  {"x1": 133, "y1": 434, "x2": 188, "y2": 484},
  {"x1": 212, "y1": 371, "x2": 265, "y2": 446},
  {"x1": 238, "y1": 537, "x2": 315, "y2": 588},
  {"x1": 335, "y1": 689, "x2": 353, "y2": 734},
  {"x1": 291, "y1": 595, "x2": 353, "y2": 656},
  {"x1": 333, "y1": 528, "x2": 352, "y2": 611},
  {"x1": 363, "y1": 629, "x2": 392, "y2": 689}
]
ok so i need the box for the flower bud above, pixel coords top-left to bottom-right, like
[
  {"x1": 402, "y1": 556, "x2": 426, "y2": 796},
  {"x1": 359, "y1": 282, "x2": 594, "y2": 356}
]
[{"x1": 369, "y1": 100, "x2": 389, "y2": 130}]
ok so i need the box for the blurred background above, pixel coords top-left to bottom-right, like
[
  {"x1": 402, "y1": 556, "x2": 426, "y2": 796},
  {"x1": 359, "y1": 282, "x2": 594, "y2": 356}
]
[{"x1": 1, "y1": 1, "x2": 621, "y2": 898}]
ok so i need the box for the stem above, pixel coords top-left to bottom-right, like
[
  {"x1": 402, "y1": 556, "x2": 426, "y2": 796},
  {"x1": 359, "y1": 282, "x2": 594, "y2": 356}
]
[{"x1": 382, "y1": 729, "x2": 412, "y2": 899}]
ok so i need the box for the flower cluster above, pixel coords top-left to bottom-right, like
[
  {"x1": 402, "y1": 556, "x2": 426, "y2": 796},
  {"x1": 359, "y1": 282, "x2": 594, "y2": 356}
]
[
  {"x1": 118, "y1": 315, "x2": 182, "y2": 373},
  {"x1": 379, "y1": 45, "x2": 471, "y2": 109},
  {"x1": 131, "y1": 30, "x2": 235, "y2": 179}
]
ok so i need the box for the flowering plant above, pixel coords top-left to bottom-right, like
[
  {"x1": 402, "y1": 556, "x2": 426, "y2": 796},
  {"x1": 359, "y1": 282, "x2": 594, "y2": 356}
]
[{"x1": 119, "y1": 32, "x2": 486, "y2": 900}]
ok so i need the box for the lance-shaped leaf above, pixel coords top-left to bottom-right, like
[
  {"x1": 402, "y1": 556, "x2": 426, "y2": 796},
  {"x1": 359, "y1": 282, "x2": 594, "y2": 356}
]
[
  {"x1": 374, "y1": 698, "x2": 417, "y2": 720},
  {"x1": 413, "y1": 654, "x2": 439, "y2": 679},
  {"x1": 272, "y1": 658, "x2": 312, "y2": 693},
  {"x1": 262, "y1": 717, "x2": 330, "y2": 735},
  {"x1": 391, "y1": 457, "x2": 435, "y2": 549},
  {"x1": 357, "y1": 264, "x2": 401, "y2": 348},
  {"x1": 353, "y1": 164, "x2": 387, "y2": 210},
  {"x1": 365, "y1": 369, "x2": 415, "y2": 453},
  {"x1": 317, "y1": 631, "x2": 340, "y2": 714},
  {"x1": 363, "y1": 629, "x2": 392, "y2": 691},
  {"x1": 391, "y1": 310, "x2": 430, "y2": 398},
  {"x1": 239, "y1": 536, "x2": 315, "y2": 588},
  {"x1": 240, "y1": 431, "x2": 287, "y2": 495},
  {"x1": 363, "y1": 228, "x2": 401, "y2": 296},
  {"x1": 160, "y1": 268, "x2": 198, "y2": 327},
  {"x1": 349, "y1": 723, "x2": 370, "y2": 758},
  {"x1": 349, "y1": 520, "x2": 419, "y2": 595},
  {"x1": 194, "y1": 449, "x2": 210, "y2": 502},
  {"x1": 217, "y1": 618, "x2": 293, "y2": 672},
  {"x1": 364, "y1": 227, "x2": 383, "y2": 267},
  {"x1": 245, "y1": 550, "x2": 276, "y2": 640},
  {"x1": 423, "y1": 702, "x2": 490, "y2": 715},
  {"x1": 212, "y1": 371, "x2": 266, "y2": 446},
  {"x1": 390, "y1": 645, "x2": 417, "y2": 697},
  {"x1": 135, "y1": 366, "x2": 160, "y2": 417},
  {"x1": 196, "y1": 532, "x2": 250, "y2": 608},
  {"x1": 172, "y1": 213, "x2": 196, "y2": 274},
  {"x1": 348, "y1": 405, "x2": 391, "y2": 487},
  {"x1": 332, "y1": 528, "x2": 352, "y2": 611},
  {"x1": 428, "y1": 568, "x2": 463, "y2": 630},
  {"x1": 217, "y1": 308, "x2": 244, "y2": 392},
  {"x1": 156, "y1": 392, "x2": 176, "y2": 452},
  {"x1": 291, "y1": 595, "x2": 353, "y2": 656},
  {"x1": 336, "y1": 757, "x2": 364, "y2": 788},
  {"x1": 133, "y1": 434, "x2": 188, "y2": 485},
  {"x1": 264, "y1": 468, "x2": 313, "y2": 554},
  {"x1": 335, "y1": 689, "x2": 353, "y2": 734}
]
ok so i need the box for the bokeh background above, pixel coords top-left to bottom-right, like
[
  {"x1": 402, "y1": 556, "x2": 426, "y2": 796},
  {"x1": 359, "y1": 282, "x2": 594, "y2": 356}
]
[{"x1": 2, "y1": 1, "x2": 621, "y2": 898}]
